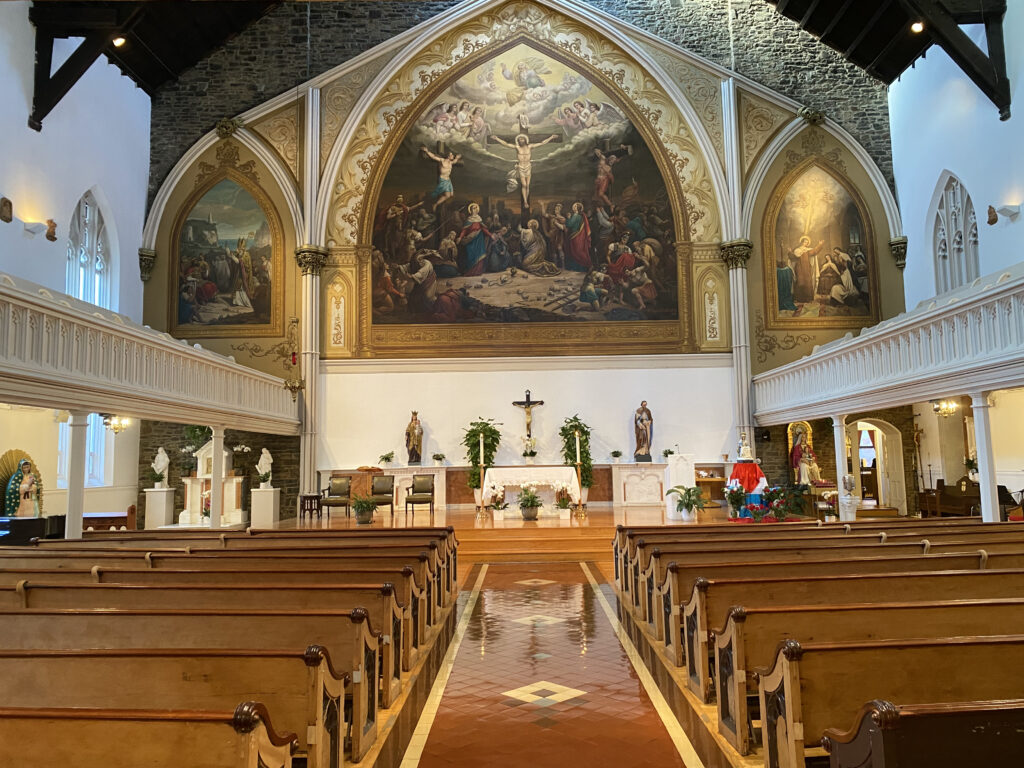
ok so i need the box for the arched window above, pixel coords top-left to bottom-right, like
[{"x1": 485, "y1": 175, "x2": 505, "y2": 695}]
[
  {"x1": 57, "y1": 191, "x2": 111, "y2": 488},
  {"x1": 932, "y1": 174, "x2": 979, "y2": 293}
]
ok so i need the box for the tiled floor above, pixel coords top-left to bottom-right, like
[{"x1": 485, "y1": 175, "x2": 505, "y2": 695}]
[{"x1": 405, "y1": 562, "x2": 691, "y2": 768}]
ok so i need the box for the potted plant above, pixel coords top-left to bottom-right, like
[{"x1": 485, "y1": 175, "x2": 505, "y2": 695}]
[
  {"x1": 148, "y1": 468, "x2": 166, "y2": 489},
  {"x1": 964, "y1": 456, "x2": 978, "y2": 477},
  {"x1": 256, "y1": 470, "x2": 272, "y2": 490},
  {"x1": 610, "y1": 449, "x2": 622, "y2": 464},
  {"x1": 725, "y1": 486, "x2": 747, "y2": 518},
  {"x1": 463, "y1": 418, "x2": 501, "y2": 506},
  {"x1": 559, "y1": 415, "x2": 593, "y2": 503},
  {"x1": 378, "y1": 451, "x2": 395, "y2": 466},
  {"x1": 662, "y1": 448, "x2": 675, "y2": 460},
  {"x1": 521, "y1": 436, "x2": 538, "y2": 464},
  {"x1": 667, "y1": 484, "x2": 705, "y2": 522},
  {"x1": 351, "y1": 494, "x2": 377, "y2": 525},
  {"x1": 432, "y1": 452, "x2": 446, "y2": 467},
  {"x1": 517, "y1": 483, "x2": 542, "y2": 521}
]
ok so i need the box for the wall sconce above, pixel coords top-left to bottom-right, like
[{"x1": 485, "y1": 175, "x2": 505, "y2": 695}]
[
  {"x1": 45, "y1": 219, "x2": 57, "y2": 241},
  {"x1": 0, "y1": 197, "x2": 11, "y2": 223},
  {"x1": 101, "y1": 414, "x2": 131, "y2": 434},
  {"x1": 988, "y1": 204, "x2": 1020, "y2": 225},
  {"x1": 23, "y1": 221, "x2": 46, "y2": 236},
  {"x1": 931, "y1": 400, "x2": 960, "y2": 418}
]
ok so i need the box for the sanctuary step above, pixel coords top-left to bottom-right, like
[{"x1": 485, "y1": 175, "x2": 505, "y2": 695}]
[
  {"x1": 856, "y1": 506, "x2": 902, "y2": 519},
  {"x1": 456, "y1": 524, "x2": 616, "y2": 565}
]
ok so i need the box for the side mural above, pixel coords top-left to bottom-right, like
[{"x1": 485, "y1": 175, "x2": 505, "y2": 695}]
[
  {"x1": 371, "y1": 44, "x2": 679, "y2": 326},
  {"x1": 763, "y1": 160, "x2": 878, "y2": 329},
  {"x1": 171, "y1": 174, "x2": 283, "y2": 337}
]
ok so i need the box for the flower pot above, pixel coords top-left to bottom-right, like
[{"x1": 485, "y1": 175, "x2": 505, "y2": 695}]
[
  {"x1": 524, "y1": 455, "x2": 535, "y2": 465},
  {"x1": 520, "y1": 505, "x2": 539, "y2": 521},
  {"x1": 155, "y1": 480, "x2": 168, "y2": 490},
  {"x1": 259, "y1": 481, "x2": 272, "y2": 490},
  {"x1": 434, "y1": 460, "x2": 443, "y2": 467},
  {"x1": 612, "y1": 457, "x2": 621, "y2": 464},
  {"x1": 355, "y1": 508, "x2": 374, "y2": 525}
]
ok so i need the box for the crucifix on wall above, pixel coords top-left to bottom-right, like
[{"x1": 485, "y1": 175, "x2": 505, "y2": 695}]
[{"x1": 512, "y1": 389, "x2": 544, "y2": 438}]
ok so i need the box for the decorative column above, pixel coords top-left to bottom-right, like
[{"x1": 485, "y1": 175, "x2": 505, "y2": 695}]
[
  {"x1": 831, "y1": 414, "x2": 848, "y2": 483},
  {"x1": 295, "y1": 244, "x2": 329, "y2": 498},
  {"x1": 355, "y1": 246, "x2": 372, "y2": 358},
  {"x1": 210, "y1": 426, "x2": 225, "y2": 528},
  {"x1": 64, "y1": 410, "x2": 89, "y2": 539},
  {"x1": 970, "y1": 392, "x2": 999, "y2": 522},
  {"x1": 721, "y1": 239, "x2": 754, "y2": 453}
]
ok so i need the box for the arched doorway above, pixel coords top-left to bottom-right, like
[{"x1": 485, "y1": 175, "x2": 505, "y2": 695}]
[{"x1": 845, "y1": 419, "x2": 907, "y2": 516}]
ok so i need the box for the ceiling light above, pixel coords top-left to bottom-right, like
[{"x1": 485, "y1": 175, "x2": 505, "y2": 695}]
[
  {"x1": 910, "y1": 21, "x2": 924, "y2": 34},
  {"x1": 931, "y1": 400, "x2": 959, "y2": 418},
  {"x1": 112, "y1": 36, "x2": 126, "y2": 48},
  {"x1": 101, "y1": 414, "x2": 130, "y2": 434}
]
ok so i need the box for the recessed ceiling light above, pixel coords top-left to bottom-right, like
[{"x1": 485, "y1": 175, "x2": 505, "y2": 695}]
[
  {"x1": 910, "y1": 21, "x2": 924, "y2": 34},
  {"x1": 112, "y1": 36, "x2": 126, "y2": 47}
]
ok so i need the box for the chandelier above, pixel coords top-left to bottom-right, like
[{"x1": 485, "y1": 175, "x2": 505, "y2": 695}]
[
  {"x1": 931, "y1": 400, "x2": 959, "y2": 418},
  {"x1": 101, "y1": 414, "x2": 130, "y2": 434}
]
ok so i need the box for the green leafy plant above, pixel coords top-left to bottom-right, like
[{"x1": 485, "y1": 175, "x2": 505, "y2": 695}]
[
  {"x1": 662, "y1": 448, "x2": 675, "y2": 459},
  {"x1": 610, "y1": 450, "x2": 622, "y2": 458},
  {"x1": 183, "y1": 424, "x2": 212, "y2": 447},
  {"x1": 517, "y1": 484, "x2": 542, "y2": 509},
  {"x1": 555, "y1": 494, "x2": 573, "y2": 510},
  {"x1": 378, "y1": 451, "x2": 395, "y2": 464},
  {"x1": 351, "y1": 494, "x2": 378, "y2": 515},
  {"x1": 964, "y1": 456, "x2": 978, "y2": 473},
  {"x1": 147, "y1": 468, "x2": 165, "y2": 484},
  {"x1": 559, "y1": 414, "x2": 593, "y2": 488},
  {"x1": 667, "y1": 485, "x2": 705, "y2": 513},
  {"x1": 762, "y1": 485, "x2": 807, "y2": 521},
  {"x1": 462, "y1": 418, "x2": 501, "y2": 488},
  {"x1": 256, "y1": 471, "x2": 271, "y2": 483},
  {"x1": 432, "y1": 453, "x2": 446, "y2": 462},
  {"x1": 725, "y1": 486, "x2": 747, "y2": 515}
]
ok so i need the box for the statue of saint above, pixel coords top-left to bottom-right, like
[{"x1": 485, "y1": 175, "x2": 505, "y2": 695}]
[
  {"x1": 255, "y1": 449, "x2": 273, "y2": 486},
  {"x1": 790, "y1": 430, "x2": 825, "y2": 485},
  {"x1": 737, "y1": 432, "x2": 754, "y2": 461},
  {"x1": 405, "y1": 412, "x2": 424, "y2": 465},
  {"x1": 151, "y1": 447, "x2": 170, "y2": 488},
  {"x1": 4, "y1": 459, "x2": 39, "y2": 518},
  {"x1": 634, "y1": 401, "x2": 653, "y2": 462}
]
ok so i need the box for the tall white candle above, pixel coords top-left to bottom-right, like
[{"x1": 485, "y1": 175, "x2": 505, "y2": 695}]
[
  {"x1": 575, "y1": 430, "x2": 581, "y2": 464},
  {"x1": 479, "y1": 433, "x2": 485, "y2": 467}
]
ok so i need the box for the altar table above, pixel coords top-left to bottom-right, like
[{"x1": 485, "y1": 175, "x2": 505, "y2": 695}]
[{"x1": 481, "y1": 465, "x2": 581, "y2": 506}]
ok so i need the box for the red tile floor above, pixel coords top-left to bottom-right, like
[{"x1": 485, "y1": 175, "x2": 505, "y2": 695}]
[{"x1": 408, "y1": 562, "x2": 688, "y2": 768}]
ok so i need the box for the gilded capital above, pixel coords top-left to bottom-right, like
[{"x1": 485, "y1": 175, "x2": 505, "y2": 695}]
[
  {"x1": 295, "y1": 244, "x2": 329, "y2": 276},
  {"x1": 138, "y1": 248, "x2": 157, "y2": 282},
  {"x1": 889, "y1": 236, "x2": 908, "y2": 271},
  {"x1": 720, "y1": 239, "x2": 753, "y2": 270}
]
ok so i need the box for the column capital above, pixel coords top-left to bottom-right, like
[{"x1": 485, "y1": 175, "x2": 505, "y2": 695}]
[
  {"x1": 969, "y1": 391, "x2": 993, "y2": 408},
  {"x1": 889, "y1": 236, "x2": 908, "y2": 271},
  {"x1": 831, "y1": 414, "x2": 847, "y2": 426},
  {"x1": 720, "y1": 239, "x2": 753, "y2": 270},
  {"x1": 294, "y1": 244, "x2": 330, "y2": 276},
  {"x1": 138, "y1": 248, "x2": 157, "y2": 282}
]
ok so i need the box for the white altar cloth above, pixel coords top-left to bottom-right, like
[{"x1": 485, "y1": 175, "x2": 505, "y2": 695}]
[{"x1": 481, "y1": 465, "x2": 581, "y2": 505}]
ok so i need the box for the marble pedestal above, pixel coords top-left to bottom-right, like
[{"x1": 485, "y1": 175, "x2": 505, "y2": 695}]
[
  {"x1": 611, "y1": 463, "x2": 668, "y2": 509},
  {"x1": 251, "y1": 487, "x2": 280, "y2": 528},
  {"x1": 144, "y1": 488, "x2": 176, "y2": 529}
]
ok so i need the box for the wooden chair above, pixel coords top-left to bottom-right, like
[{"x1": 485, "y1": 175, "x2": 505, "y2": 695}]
[
  {"x1": 368, "y1": 475, "x2": 395, "y2": 515},
  {"x1": 320, "y1": 476, "x2": 351, "y2": 517},
  {"x1": 405, "y1": 475, "x2": 435, "y2": 515}
]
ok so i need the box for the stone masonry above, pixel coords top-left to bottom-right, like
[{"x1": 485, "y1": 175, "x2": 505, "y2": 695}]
[
  {"x1": 137, "y1": 420, "x2": 300, "y2": 528},
  {"x1": 148, "y1": 0, "x2": 892, "y2": 209}
]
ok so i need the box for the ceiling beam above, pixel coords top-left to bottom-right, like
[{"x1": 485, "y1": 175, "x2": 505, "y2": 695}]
[
  {"x1": 899, "y1": 0, "x2": 1011, "y2": 119},
  {"x1": 845, "y1": 0, "x2": 895, "y2": 58}
]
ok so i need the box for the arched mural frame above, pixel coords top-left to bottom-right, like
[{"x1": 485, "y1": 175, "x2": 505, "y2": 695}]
[
  {"x1": 761, "y1": 155, "x2": 880, "y2": 331},
  {"x1": 168, "y1": 166, "x2": 285, "y2": 338}
]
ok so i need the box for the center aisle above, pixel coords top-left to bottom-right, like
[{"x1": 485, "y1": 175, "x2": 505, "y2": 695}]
[{"x1": 400, "y1": 562, "x2": 698, "y2": 768}]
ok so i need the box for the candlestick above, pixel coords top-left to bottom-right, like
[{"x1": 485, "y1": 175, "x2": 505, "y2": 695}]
[
  {"x1": 479, "y1": 433, "x2": 485, "y2": 467},
  {"x1": 574, "y1": 430, "x2": 581, "y2": 464}
]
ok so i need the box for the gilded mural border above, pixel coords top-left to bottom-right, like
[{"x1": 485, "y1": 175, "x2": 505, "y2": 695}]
[
  {"x1": 761, "y1": 156, "x2": 880, "y2": 331},
  {"x1": 168, "y1": 166, "x2": 285, "y2": 339}
]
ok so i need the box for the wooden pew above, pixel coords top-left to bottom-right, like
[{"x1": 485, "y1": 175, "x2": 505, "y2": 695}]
[
  {"x1": 715, "y1": 598, "x2": 1024, "y2": 754},
  {"x1": 0, "y1": 648, "x2": 344, "y2": 768},
  {"x1": 821, "y1": 698, "x2": 1024, "y2": 768},
  {"x1": 0, "y1": 701, "x2": 295, "y2": 768},
  {"x1": 0, "y1": 565, "x2": 429, "y2": 667},
  {"x1": 0, "y1": 581, "x2": 405, "y2": 708},
  {"x1": 0, "y1": 607, "x2": 382, "y2": 761},
  {"x1": 659, "y1": 550, "x2": 1017, "y2": 668},
  {"x1": 756, "y1": 635, "x2": 1024, "y2": 768}
]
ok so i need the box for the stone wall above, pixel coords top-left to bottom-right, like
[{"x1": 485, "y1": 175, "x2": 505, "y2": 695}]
[
  {"x1": 137, "y1": 420, "x2": 300, "y2": 527},
  {"x1": 754, "y1": 405, "x2": 919, "y2": 516},
  {"x1": 148, "y1": 0, "x2": 892, "y2": 208}
]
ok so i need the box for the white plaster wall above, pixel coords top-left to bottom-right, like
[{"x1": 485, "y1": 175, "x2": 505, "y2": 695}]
[
  {"x1": 889, "y1": 11, "x2": 1024, "y2": 309},
  {"x1": 0, "y1": 406, "x2": 138, "y2": 516},
  {"x1": 0, "y1": 1, "x2": 150, "y2": 322},
  {"x1": 317, "y1": 360, "x2": 736, "y2": 473},
  {"x1": 990, "y1": 388, "x2": 1024, "y2": 495}
]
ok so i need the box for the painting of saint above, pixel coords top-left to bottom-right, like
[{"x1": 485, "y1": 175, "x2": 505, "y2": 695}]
[
  {"x1": 764, "y1": 162, "x2": 877, "y2": 328},
  {"x1": 172, "y1": 176, "x2": 280, "y2": 336},
  {"x1": 370, "y1": 43, "x2": 678, "y2": 326}
]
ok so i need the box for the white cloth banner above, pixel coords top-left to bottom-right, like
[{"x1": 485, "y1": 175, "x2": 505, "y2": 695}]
[{"x1": 481, "y1": 465, "x2": 581, "y2": 505}]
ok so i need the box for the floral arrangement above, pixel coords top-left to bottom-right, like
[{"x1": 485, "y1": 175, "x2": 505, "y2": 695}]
[
  {"x1": 484, "y1": 480, "x2": 508, "y2": 509},
  {"x1": 725, "y1": 486, "x2": 747, "y2": 516},
  {"x1": 201, "y1": 489, "x2": 212, "y2": 517},
  {"x1": 521, "y1": 436, "x2": 537, "y2": 457},
  {"x1": 516, "y1": 482, "x2": 542, "y2": 509},
  {"x1": 378, "y1": 451, "x2": 395, "y2": 464},
  {"x1": 552, "y1": 481, "x2": 574, "y2": 509},
  {"x1": 232, "y1": 444, "x2": 251, "y2": 454}
]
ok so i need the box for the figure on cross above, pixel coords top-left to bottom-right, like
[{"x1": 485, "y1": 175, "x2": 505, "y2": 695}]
[
  {"x1": 489, "y1": 119, "x2": 561, "y2": 218},
  {"x1": 512, "y1": 389, "x2": 544, "y2": 438}
]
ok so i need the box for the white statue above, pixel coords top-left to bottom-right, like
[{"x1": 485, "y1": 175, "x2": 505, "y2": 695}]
[
  {"x1": 737, "y1": 432, "x2": 754, "y2": 461},
  {"x1": 256, "y1": 448, "x2": 273, "y2": 489},
  {"x1": 151, "y1": 447, "x2": 170, "y2": 489}
]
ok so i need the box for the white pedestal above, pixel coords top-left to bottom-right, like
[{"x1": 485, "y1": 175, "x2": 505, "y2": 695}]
[
  {"x1": 611, "y1": 462, "x2": 669, "y2": 509},
  {"x1": 665, "y1": 454, "x2": 696, "y2": 519},
  {"x1": 144, "y1": 488, "x2": 176, "y2": 529},
  {"x1": 251, "y1": 487, "x2": 280, "y2": 528},
  {"x1": 838, "y1": 492, "x2": 859, "y2": 522}
]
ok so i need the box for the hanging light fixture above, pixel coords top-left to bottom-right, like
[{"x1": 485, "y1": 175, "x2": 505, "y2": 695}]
[
  {"x1": 931, "y1": 400, "x2": 959, "y2": 418},
  {"x1": 101, "y1": 414, "x2": 130, "y2": 434}
]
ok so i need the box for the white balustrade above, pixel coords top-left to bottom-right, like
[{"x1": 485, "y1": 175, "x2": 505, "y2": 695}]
[
  {"x1": 0, "y1": 273, "x2": 299, "y2": 434},
  {"x1": 753, "y1": 263, "x2": 1024, "y2": 425}
]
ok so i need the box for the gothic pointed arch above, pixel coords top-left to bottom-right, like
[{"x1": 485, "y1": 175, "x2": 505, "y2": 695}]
[{"x1": 929, "y1": 171, "x2": 979, "y2": 294}]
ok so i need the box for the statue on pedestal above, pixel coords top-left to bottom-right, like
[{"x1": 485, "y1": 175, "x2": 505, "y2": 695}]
[
  {"x1": 405, "y1": 412, "x2": 424, "y2": 465},
  {"x1": 736, "y1": 432, "x2": 754, "y2": 461},
  {"x1": 255, "y1": 449, "x2": 273, "y2": 489},
  {"x1": 634, "y1": 400, "x2": 653, "y2": 462},
  {"x1": 790, "y1": 429, "x2": 826, "y2": 486},
  {"x1": 151, "y1": 447, "x2": 170, "y2": 489},
  {"x1": 5, "y1": 459, "x2": 39, "y2": 518}
]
